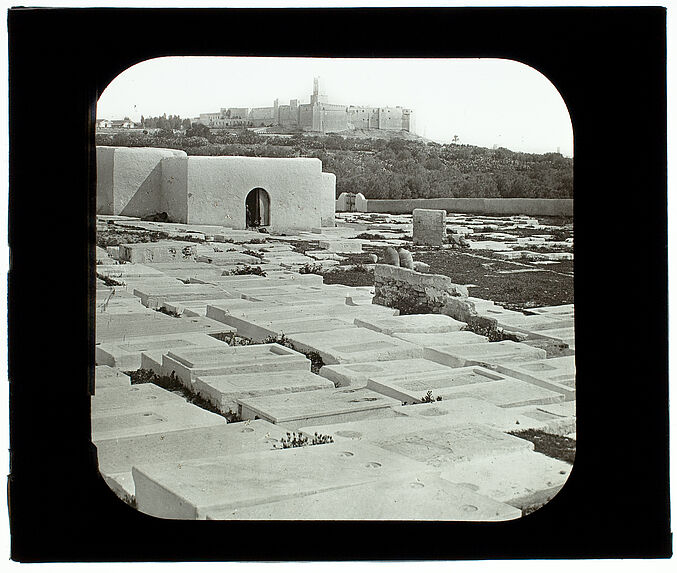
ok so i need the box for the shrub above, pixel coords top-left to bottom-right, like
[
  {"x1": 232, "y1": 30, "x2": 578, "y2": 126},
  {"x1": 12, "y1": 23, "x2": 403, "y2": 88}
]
[
  {"x1": 298, "y1": 263, "x2": 324, "y2": 275},
  {"x1": 223, "y1": 265, "x2": 267, "y2": 277},
  {"x1": 274, "y1": 431, "x2": 334, "y2": 449}
]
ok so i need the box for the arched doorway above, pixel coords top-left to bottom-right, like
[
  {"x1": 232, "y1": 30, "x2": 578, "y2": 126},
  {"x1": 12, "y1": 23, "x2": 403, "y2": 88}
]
[{"x1": 245, "y1": 188, "x2": 270, "y2": 228}]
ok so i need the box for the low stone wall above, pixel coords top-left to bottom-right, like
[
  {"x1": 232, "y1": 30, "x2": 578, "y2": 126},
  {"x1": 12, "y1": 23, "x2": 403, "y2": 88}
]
[{"x1": 366, "y1": 198, "x2": 573, "y2": 217}]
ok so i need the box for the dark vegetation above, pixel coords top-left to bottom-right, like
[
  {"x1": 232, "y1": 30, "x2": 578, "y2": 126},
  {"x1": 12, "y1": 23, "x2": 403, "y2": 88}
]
[
  {"x1": 321, "y1": 265, "x2": 374, "y2": 287},
  {"x1": 96, "y1": 130, "x2": 572, "y2": 200},
  {"x1": 509, "y1": 429, "x2": 576, "y2": 465},
  {"x1": 275, "y1": 431, "x2": 334, "y2": 449},
  {"x1": 209, "y1": 331, "x2": 252, "y2": 346},
  {"x1": 223, "y1": 265, "x2": 267, "y2": 277},
  {"x1": 263, "y1": 334, "x2": 325, "y2": 375},
  {"x1": 96, "y1": 272, "x2": 125, "y2": 287},
  {"x1": 96, "y1": 226, "x2": 170, "y2": 248}
]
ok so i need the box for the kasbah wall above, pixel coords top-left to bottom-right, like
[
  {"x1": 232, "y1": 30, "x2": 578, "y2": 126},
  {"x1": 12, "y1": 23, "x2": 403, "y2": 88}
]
[{"x1": 96, "y1": 146, "x2": 336, "y2": 231}]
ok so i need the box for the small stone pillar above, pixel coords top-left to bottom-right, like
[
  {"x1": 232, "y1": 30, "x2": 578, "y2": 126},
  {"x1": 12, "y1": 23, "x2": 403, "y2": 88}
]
[{"x1": 413, "y1": 208, "x2": 447, "y2": 247}]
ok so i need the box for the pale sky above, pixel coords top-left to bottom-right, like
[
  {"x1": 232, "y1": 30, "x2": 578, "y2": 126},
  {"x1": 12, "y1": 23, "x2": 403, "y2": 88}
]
[{"x1": 97, "y1": 56, "x2": 573, "y2": 157}]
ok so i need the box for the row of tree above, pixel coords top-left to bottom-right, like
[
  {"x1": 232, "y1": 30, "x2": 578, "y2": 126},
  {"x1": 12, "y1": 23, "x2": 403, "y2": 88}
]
[{"x1": 95, "y1": 129, "x2": 573, "y2": 199}]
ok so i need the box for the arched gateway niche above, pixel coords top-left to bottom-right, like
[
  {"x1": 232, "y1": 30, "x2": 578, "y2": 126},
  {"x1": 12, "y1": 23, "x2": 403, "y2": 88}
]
[{"x1": 245, "y1": 188, "x2": 270, "y2": 228}]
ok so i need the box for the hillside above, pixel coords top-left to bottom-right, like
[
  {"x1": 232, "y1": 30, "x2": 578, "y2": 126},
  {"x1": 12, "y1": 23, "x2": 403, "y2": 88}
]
[{"x1": 95, "y1": 128, "x2": 573, "y2": 200}]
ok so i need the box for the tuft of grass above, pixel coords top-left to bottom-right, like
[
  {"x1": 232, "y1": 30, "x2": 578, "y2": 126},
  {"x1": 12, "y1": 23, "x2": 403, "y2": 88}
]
[
  {"x1": 508, "y1": 429, "x2": 576, "y2": 464},
  {"x1": 223, "y1": 265, "x2": 267, "y2": 277},
  {"x1": 274, "y1": 431, "x2": 334, "y2": 449},
  {"x1": 209, "y1": 331, "x2": 252, "y2": 346},
  {"x1": 263, "y1": 334, "x2": 325, "y2": 374},
  {"x1": 96, "y1": 272, "x2": 125, "y2": 287},
  {"x1": 299, "y1": 263, "x2": 324, "y2": 275}
]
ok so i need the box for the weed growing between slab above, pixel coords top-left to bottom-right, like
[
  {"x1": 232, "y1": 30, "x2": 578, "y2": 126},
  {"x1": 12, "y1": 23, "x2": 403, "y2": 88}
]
[
  {"x1": 356, "y1": 232, "x2": 386, "y2": 240},
  {"x1": 96, "y1": 227, "x2": 170, "y2": 247},
  {"x1": 321, "y1": 265, "x2": 374, "y2": 287},
  {"x1": 263, "y1": 334, "x2": 325, "y2": 374},
  {"x1": 273, "y1": 431, "x2": 334, "y2": 449},
  {"x1": 96, "y1": 273, "x2": 125, "y2": 287},
  {"x1": 127, "y1": 369, "x2": 241, "y2": 422},
  {"x1": 299, "y1": 263, "x2": 324, "y2": 275},
  {"x1": 242, "y1": 249, "x2": 264, "y2": 259},
  {"x1": 402, "y1": 390, "x2": 442, "y2": 405},
  {"x1": 209, "y1": 331, "x2": 252, "y2": 346},
  {"x1": 222, "y1": 265, "x2": 267, "y2": 277},
  {"x1": 508, "y1": 429, "x2": 576, "y2": 464}
]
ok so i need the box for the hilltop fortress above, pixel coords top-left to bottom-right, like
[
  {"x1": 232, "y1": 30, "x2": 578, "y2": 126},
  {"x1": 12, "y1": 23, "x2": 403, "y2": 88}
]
[{"x1": 198, "y1": 77, "x2": 414, "y2": 134}]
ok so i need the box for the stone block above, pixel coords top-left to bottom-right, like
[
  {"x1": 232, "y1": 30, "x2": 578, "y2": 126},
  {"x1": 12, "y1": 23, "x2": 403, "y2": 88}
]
[
  {"x1": 393, "y1": 331, "x2": 487, "y2": 347},
  {"x1": 373, "y1": 423, "x2": 533, "y2": 468},
  {"x1": 413, "y1": 209, "x2": 447, "y2": 247},
  {"x1": 94, "y1": 365, "x2": 131, "y2": 390},
  {"x1": 494, "y1": 356, "x2": 576, "y2": 400},
  {"x1": 440, "y1": 450, "x2": 572, "y2": 509},
  {"x1": 354, "y1": 314, "x2": 466, "y2": 336},
  {"x1": 398, "y1": 248, "x2": 414, "y2": 269},
  {"x1": 318, "y1": 240, "x2": 363, "y2": 253},
  {"x1": 288, "y1": 327, "x2": 424, "y2": 365},
  {"x1": 132, "y1": 441, "x2": 431, "y2": 519},
  {"x1": 318, "y1": 358, "x2": 454, "y2": 389},
  {"x1": 95, "y1": 332, "x2": 230, "y2": 371},
  {"x1": 193, "y1": 371, "x2": 335, "y2": 414},
  {"x1": 206, "y1": 474, "x2": 521, "y2": 521},
  {"x1": 237, "y1": 387, "x2": 401, "y2": 430},
  {"x1": 132, "y1": 283, "x2": 233, "y2": 308},
  {"x1": 224, "y1": 315, "x2": 356, "y2": 342},
  {"x1": 424, "y1": 340, "x2": 547, "y2": 368},
  {"x1": 160, "y1": 343, "x2": 311, "y2": 388},
  {"x1": 382, "y1": 247, "x2": 400, "y2": 266}
]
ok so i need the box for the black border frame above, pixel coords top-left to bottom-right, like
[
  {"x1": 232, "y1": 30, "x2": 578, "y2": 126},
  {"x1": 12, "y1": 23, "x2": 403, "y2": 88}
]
[{"x1": 8, "y1": 7, "x2": 670, "y2": 561}]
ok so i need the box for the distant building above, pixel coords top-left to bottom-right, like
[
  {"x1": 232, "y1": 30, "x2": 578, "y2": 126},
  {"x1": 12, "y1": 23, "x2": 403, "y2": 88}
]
[
  {"x1": 97, "y1": 119, "x2": 113, "y2": 128},
  {"x1": 109, "y1": 119, "x2": 136, "y2": 129},
  {"x1": 197, "y1": 77, "x2": 414, "y2": 134}
]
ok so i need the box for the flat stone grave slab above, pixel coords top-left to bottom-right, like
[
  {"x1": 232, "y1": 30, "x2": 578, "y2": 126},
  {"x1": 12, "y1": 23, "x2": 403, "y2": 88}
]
[
  {"x1": 425, "y1": 340, "x2": 547, "y2": 368},
  {"x1": 161, "y1": 343, "x2": 311, "y2": 388},
  {"x1": 373, "y1": 423, "x2": 533, "y2": 468},
  {"x1": 508, "y1": 403, "x2": 576, "y2": 435},
  {"x1": 494, "y1": 356, "x2": 576, "y2": 399},
  {"x1": 440, "y1": 450, "x2": 572, "y2": 509},
  {"x1": 196, "y1": 252, "x2": 262, "y2": 265},
  {"x1": 132, "y1": 283, "x2": 234, "y2": 308},
  {"x1": 95, "y1": 313, "x2": 234, "y2": 344},
  {"x1": 162, "y1": 298, "x2": 246, "y2": 318},
  {"x1": 206, "y1": 473, "x2": 521, "y2": 521},
  {"x1": 526, "y1": 304, "x2": 574, "y2": 320},
  {"x1": 95, "y1": 301, "x2": 155, "y2": 317},
  {"x1": 193, "y1": 371, "x2": 335, "y2": 414},
  {"x1": 97, "y1": 419, "x2": 288, "y2": 478},
  {"x1": 229, "y1": 315, "x2": 356, "y2": 342},
  {"x1": 318, "y1": 358, "x2": 454, "y2": 389},
  {"x1": 367, "y1": 366, "x2": 521, "y2": 403},
  {"x1": 95, "y1": 365, "x2": 131, "y2": 390},
  {"x1": 298, "y1": 414, "x2": 442, "y2": 443},
  {"x1": 496, "y1": 314, "x2": 575, "y2": 336},
  {"x1": 530, "y1": 327, "x2": 575, "y2": 348},
  {"x1": 95, "y1": 331, "x2": 231, "y2": 371},
  {"x1": 97, "y1": 264, "x2": 167, "y2": 279},
  {"x1": 288, "y1": 328, "x2": 424, "y2": 365},
  {"x1": 92, "y1": 383, "x2": 186, "y2": 415},
  {"x1": 429, "y1": 376, "x2": 565, "y2": 408},
  {"x1": 394, "y1": 331, "x2": 488, "y2": 348},
  {"x1": 318, "y1": 240, "x2": 363, "y2": 253},
  {"x1": 390, "y1": 397, "x2": 533, "y2": 432},
  {"x1": 132, "y1": 441, "x2": 430, "y2": 519},
  {"x1": 354, "y1": 314, "x2": 466, "y2": 336},
  {"x1": 237, "y1": 387, "x2": 401, "y2": 430}
]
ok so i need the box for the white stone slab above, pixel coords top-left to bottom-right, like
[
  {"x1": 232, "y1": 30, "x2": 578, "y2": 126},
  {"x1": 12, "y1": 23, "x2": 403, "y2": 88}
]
[
  {"x1": 393, "y1": 331, "x2": 488, "y2": 347},
  {"x1": 193, "y1": 371, "x2": 335, "y2": 414},
  {"x1": 230, "y1": 315, "x2": 356, "y2": 342},
  {"x1": 95, "y1": 332, "x2": 230, "y2": 371},
  {"x1": 206, "y1": 474, "x2": 521, "y2": 521},
  {"x1": 132, "y1": 441, "x2": 431, "y2": 519},
  {"x1": 161, "y1": 343, "x2": 311, "y2": 388},
  {"x1": 354, "y1": 314, "x2": 466, "y2": 335},
  {"x1": 367, "y1": 366, "x2": 514, "y2": 403},
  {"x1": 440, "y1": 450, "x2": 572, "y2": 509},
  {"x1": 373, "y1": 423, "x2": 533, "y2": 468},
  {"x1": 526, "y1": 304, "x2": 575, "y2": 320},
  {"x1": 318, "y1": 240, "x2": 363, "y2": 253},
  {"x1": 288, "y1": 328, "x2": 424, "y2": 365},
  {"x1": 494, "y1": 356, "x2": 576, "y2": 400},
  {"x1": 424, "y1": 340, "x2": 547, "y2": 368},
  {"x1": 133, "y1": 283, "x2": 233, "y2": 308},
  {"x1": 94, "y1": 365, "x2": 131, "y2": 390},
  {"x1": 96, "y1": 419, "x2": 288, "y2": 475},
  {"x1": 237, "y1": 387, "x2": 400, "y2": 430},
  {"x1": 318, "y1": 358, "x2": 453, "y2": 389}
]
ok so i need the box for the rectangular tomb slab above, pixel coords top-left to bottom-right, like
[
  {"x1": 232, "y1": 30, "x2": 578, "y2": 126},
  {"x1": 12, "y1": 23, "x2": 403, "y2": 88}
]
[
  {"x1": 193, "y1": 371, "x2": 335, "y2": 414},
  {"x1": 226, "y1": 315, "x2": 356, "y2": 342},
  {"x1": 354, "y1": 314, "x2": 466, "y2": 335},
  {"x1": 393, "y1": 331, "x2": 488, "y2": 347},
  {"x1": 205, "y1": 474, "x2": 521, "y2": 521},
  {"x1": 288, "y1": 328, "x2": 423, "y2": 365},
  {"x1": 237, "y1": 387, "x2": 401, "y2": 430},
  {"x1": 95, "y1": 332, "x2": 231, "y2": 371},
  {"x1": 96, "y1": 419, "x2": 289, "y2": 476},
  {"x1": 161, "y1": 343, "x2": 310, "y2": 389},
  {"x1": 94, "y1": 365, "x2": 131, "y2": 390},
  {"x1": 318, "y1": 358, "x2": 454, "y2": 389},
  {"x1": 440, "y1": 450, "x2": 572, "y2": 510},
  {"x1": 373, "y1": 423, "x2": 533, "y2": 467},
  {"x1": 92, "y1": 383, "x2": 187, "y2": 416},
  {"x1": 424, "y1": 340, "x2": 547, "y2": 368},
  {"x1": 132, "y1": 441, "x2": 431, "y2": 519},
  {"x1": 367, "y1": 366, "x2": 509, "y2": 403},
  {"x1": 494, "y1": 355, "x2": 576, "y2": 400}
]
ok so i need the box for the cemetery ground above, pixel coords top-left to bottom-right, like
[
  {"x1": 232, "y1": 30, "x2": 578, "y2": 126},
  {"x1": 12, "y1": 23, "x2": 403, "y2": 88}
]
[{"x1": 94, "y1": 211, "x2": 575, "y2": 520}]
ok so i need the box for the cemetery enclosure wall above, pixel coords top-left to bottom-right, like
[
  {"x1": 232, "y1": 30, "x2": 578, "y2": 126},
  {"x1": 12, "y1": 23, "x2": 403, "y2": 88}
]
[{"x1": 366, "y1": 198, "x2": 573, "y2": 217}]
